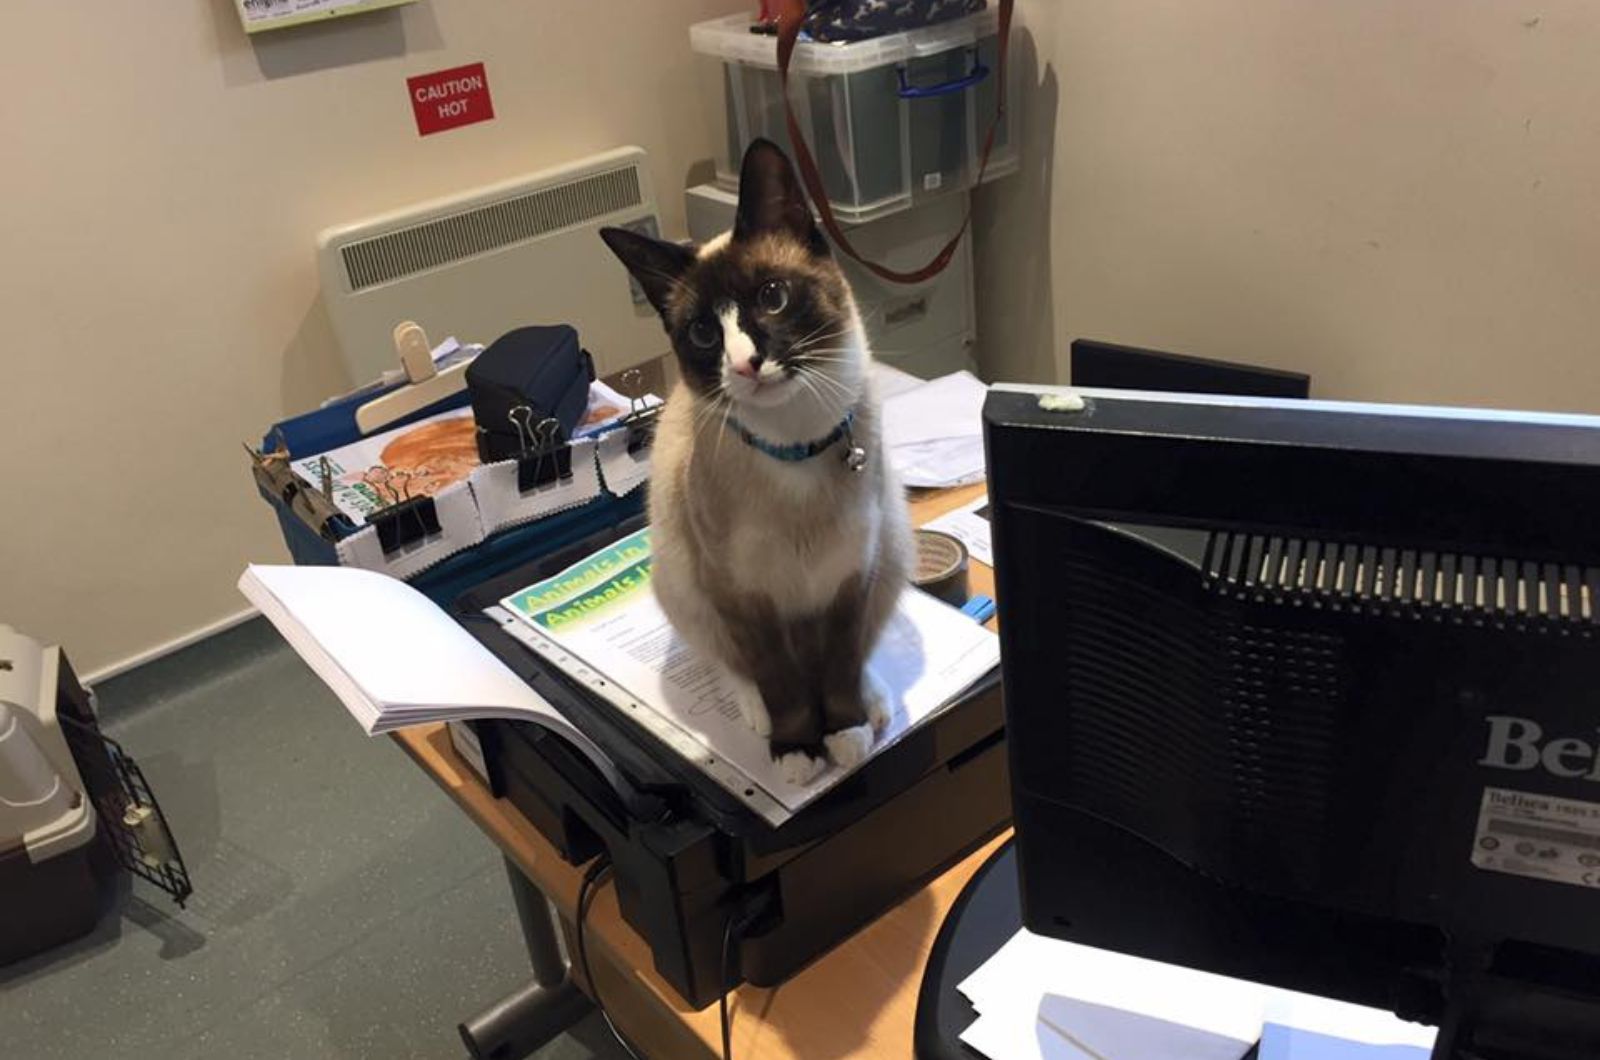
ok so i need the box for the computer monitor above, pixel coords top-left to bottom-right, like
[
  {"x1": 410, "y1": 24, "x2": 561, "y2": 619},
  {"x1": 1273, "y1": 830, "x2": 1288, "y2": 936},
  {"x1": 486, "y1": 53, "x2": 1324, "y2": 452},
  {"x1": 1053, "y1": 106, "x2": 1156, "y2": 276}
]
[
  {"x1": 1070, "y1": 339, "x2": 1311, "y2": 399},
  {"x1": 984, "y1": 385, "x2": 1600, "y2": 1060}
]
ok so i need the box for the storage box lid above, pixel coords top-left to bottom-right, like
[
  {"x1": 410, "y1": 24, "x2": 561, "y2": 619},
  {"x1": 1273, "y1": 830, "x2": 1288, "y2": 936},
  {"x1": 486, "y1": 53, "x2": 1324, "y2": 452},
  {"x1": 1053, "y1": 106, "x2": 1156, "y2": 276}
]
[
  {"x1": 689, "y1": 8, "x2": 1000, "y2": 74},
  {"x1": 0, "y1": 629, "x2": 95, "y2": 862}
]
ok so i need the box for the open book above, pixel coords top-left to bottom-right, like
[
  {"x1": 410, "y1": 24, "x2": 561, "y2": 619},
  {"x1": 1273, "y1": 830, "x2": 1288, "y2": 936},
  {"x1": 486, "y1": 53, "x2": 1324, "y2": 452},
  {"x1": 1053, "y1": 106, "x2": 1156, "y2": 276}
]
[
  {"x1": 496, "y1": 528, "x2": 1001, "y2": 820},
  {"x1": 238, "y1": 563, "x2": 624, "y2": 790}
]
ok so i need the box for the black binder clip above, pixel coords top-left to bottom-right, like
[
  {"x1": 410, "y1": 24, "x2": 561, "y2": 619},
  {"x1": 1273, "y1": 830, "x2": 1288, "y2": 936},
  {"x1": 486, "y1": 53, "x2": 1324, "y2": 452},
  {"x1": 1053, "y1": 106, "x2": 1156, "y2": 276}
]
[
  {"x1": 617, "y1": 369, "x2": 661, "y2": 456},
  {"x1": 510, "y1": 406, "x2": 573, "y2": 492},
  {"x1": 245, "y1": 433, "x2": 345, "y2": 541},
  {"x1": 363, "y1": 467, "x2": 441, "y2": 555}
]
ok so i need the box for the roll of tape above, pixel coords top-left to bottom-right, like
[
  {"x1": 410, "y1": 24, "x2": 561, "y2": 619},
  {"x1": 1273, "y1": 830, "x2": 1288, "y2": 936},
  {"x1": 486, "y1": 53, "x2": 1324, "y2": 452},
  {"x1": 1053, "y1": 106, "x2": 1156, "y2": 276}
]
[{"x1": 914, "y1": 528, "x2": 970, "y2": 606}]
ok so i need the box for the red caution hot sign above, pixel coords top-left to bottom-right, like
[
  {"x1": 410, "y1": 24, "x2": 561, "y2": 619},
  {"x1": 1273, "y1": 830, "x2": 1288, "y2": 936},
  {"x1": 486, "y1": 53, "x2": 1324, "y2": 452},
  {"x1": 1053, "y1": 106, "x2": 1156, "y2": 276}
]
[{"x1": 407, "y1": 62, "x2": 494, "y2": 136}]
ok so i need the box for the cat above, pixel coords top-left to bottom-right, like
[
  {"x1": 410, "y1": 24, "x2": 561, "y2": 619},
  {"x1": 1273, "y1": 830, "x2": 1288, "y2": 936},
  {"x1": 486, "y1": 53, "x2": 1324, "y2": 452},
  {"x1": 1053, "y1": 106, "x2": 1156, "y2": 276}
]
[{"x1": 600, "y1": 138, "x2": 912, "y2": 785}]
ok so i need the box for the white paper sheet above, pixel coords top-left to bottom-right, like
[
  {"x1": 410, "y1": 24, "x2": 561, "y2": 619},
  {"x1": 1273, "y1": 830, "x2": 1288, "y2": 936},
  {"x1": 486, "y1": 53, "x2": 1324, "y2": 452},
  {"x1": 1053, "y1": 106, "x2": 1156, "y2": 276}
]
[
  {"x1": 957, "y1": 930, "x2": 1437, "y2": 1060},
  {"x1": 239, "y1": 0, "x2": 369, "y2": 24},
  {"x1": 332, "y1": 478, "x2": 485, "y2": 579},
  {"x1": 871, "y1": 360, "x2": 927, "y2": 401},
  {"x1": 881, "y1": 370, "x2": 989, "y2": 488},
  {"x1": 236, "y1": 563, "x2": 622, "y2": 788},
  {"x1": 924, "y1": 492, "x2": 994, "y2": 567},
  {"x1": 595, "y1": 429, "x2": 652, "y2": 497},
  {"x1": 291, "y1": 407, "x2": 477, "y2": 525},
  {"x1": 469, "y1": 440, "x2": 602, "y2": 534},
  {"x1": 500, "y1": 529, "x2": 1001, "y2": 813}
]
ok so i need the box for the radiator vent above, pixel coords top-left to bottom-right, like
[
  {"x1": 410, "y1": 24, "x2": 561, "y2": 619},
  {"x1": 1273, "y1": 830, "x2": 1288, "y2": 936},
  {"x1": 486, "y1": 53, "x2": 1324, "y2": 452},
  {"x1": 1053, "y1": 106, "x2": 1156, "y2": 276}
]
[
  {"x1": 1203, "y1": 533, "x2": 1599, "y2": 629},
  {"x1": 339, "y1": 164, "x2": 643, "y2": 291}
]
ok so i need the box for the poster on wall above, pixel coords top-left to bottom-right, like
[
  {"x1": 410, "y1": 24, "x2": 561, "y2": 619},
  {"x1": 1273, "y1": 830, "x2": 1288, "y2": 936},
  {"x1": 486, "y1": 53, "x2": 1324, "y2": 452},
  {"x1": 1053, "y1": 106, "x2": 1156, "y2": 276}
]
[{"x1": 235, "y1": 0, "x2": 418, "y2": 34}]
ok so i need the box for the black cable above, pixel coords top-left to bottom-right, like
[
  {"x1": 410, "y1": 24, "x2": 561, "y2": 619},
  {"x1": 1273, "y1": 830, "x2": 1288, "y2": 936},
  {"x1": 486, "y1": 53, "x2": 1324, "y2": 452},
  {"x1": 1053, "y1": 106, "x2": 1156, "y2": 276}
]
[
  {"x1": 576, "y1": 857, "x2": 644, "y2": 1060},
  {"x1": 719, "y1": 915, "x2": 737, "y2": 1060}
]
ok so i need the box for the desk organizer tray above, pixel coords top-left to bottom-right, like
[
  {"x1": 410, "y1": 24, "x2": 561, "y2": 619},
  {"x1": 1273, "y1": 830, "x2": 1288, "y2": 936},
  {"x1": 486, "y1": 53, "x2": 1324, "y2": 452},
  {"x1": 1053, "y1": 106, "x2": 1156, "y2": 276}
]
[{"x1": 252, "y1": 377, "x2": 647, "y2": 603}]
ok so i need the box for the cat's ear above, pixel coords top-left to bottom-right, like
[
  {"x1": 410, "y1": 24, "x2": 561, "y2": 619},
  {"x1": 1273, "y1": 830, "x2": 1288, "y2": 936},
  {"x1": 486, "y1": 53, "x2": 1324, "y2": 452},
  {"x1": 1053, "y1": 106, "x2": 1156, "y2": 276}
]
[
  {"x1": 599, "y1": 227, "x2": 697, "y2": 317},
  {"x1": 734, "y1": 138, "x2": 825, "y2": 254}
]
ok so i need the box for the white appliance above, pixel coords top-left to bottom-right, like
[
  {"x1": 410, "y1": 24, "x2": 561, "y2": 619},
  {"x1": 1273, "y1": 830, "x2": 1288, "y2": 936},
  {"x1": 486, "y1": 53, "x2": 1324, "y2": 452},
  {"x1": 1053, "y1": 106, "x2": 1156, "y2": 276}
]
[
  {"x1": 685, "y1": 183, "x2": 978, "y2": 380},
  {"x1": 318, "y1": 147, "x2": 671, "y2": 384}
]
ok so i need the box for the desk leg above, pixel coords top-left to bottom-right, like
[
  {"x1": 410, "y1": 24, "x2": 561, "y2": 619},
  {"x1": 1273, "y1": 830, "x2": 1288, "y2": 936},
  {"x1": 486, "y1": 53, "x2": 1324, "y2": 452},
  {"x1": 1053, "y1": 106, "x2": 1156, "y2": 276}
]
[{"x1": 457, "y1": 856, "x2": 593, "y2": 1060}]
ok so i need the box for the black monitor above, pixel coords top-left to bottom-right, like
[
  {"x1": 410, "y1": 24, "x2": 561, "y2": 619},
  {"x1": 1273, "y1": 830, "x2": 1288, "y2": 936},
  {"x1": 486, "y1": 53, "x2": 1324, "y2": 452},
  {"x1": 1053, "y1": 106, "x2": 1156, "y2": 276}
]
[
  {"x1": 985, "y1": 385, "x2": 1600, "y2": 1060},
  {"x1": 1071, "y1": 339, "x2": 1311, "y2": 399}
]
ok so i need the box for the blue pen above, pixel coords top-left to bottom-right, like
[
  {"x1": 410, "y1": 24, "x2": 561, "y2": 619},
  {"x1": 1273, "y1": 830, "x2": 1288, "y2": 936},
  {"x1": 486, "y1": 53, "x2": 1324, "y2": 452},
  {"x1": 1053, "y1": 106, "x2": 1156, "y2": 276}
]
[{"x1": 961, "y1": 594, "x2": 996, "y2": 623}]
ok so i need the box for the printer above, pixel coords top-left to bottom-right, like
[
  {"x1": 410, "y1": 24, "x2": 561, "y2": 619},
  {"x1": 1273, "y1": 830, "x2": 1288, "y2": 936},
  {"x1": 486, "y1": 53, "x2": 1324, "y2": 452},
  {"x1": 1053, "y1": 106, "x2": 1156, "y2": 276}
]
[{"x1": 449, "y1": 513, "x2": 1009, "y2": 1008}]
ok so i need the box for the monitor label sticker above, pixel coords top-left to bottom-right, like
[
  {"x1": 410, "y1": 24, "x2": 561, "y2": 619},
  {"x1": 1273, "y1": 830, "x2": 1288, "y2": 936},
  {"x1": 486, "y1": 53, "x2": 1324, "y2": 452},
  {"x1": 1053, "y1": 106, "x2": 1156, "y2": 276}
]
[{"x1": 1472, "y1": 787, "x2": 1600, "y2": 888}]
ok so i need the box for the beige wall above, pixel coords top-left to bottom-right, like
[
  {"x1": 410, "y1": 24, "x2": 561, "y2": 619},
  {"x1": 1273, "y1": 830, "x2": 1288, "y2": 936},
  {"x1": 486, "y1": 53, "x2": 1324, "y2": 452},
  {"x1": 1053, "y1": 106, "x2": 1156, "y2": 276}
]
[
  {"x1": 974, "y1": 1, "x2": 1600, "y2": 409},
  {"x1": 0, "y1": 0, "x2": 742, "y2": 675},
  {"x1": 10, "y1": 1, "x2": 1599, "y2": 675}
]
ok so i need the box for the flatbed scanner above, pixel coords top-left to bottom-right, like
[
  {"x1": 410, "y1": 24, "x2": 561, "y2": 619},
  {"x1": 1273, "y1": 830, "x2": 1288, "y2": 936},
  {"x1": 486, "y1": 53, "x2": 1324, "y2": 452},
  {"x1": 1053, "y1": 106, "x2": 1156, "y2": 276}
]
[{"x1": 448, "y1": 512, "x2": 1009, "y2": 1008}]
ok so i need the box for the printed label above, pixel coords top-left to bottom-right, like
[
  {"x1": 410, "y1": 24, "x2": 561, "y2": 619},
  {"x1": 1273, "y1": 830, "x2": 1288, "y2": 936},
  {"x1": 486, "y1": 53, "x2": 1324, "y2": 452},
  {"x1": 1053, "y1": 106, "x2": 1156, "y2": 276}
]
[
  {"x1": 1472, "y1": 787, "x2": 1600, "y2": 888},
  {"x1": 922, "y1": 172, "x2": 944, "y2": 192}
]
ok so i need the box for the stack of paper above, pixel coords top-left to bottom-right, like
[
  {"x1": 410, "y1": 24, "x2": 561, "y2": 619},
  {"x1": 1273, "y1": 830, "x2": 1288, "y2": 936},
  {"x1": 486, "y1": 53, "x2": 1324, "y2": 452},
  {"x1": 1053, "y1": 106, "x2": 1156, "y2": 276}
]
[
  {"x1": 236, "y1": 563, "x2": 623, "y2": 791},
  {"x1": 958, "y1": 930, "x2": 1436, "y2": 1059},
  {"x1": 882, "y1": 370, "x2": 989, "y2": 488}
]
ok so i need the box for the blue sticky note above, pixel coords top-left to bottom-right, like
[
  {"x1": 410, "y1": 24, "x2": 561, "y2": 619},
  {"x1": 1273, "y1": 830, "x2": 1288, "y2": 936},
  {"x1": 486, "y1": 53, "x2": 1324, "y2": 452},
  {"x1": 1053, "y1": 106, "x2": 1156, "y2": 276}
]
[{"x1": 1260, "y1": 1023, "x2": 1430, "y2": 1060}]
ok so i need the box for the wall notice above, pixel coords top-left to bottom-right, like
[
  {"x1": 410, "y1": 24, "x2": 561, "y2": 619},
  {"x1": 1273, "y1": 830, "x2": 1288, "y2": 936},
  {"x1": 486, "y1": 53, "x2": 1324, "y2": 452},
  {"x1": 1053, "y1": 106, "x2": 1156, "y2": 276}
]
[{"x1": 407, "y1": 63, "x2": 495, "y2": 137}]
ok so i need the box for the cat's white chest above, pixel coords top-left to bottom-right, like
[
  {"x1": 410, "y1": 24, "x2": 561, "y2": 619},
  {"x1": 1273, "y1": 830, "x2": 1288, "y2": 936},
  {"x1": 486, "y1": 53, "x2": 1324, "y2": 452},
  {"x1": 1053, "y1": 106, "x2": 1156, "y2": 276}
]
[{"x1": 729, "y1": 465, "x2": 879, "y2": 609}]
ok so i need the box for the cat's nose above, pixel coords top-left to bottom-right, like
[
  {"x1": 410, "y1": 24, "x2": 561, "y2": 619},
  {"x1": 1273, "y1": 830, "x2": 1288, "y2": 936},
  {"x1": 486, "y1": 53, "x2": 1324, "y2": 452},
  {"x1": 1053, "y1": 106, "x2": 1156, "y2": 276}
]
[{"x1": 729, "y1": 358, "x2": 760, "y2": 380}]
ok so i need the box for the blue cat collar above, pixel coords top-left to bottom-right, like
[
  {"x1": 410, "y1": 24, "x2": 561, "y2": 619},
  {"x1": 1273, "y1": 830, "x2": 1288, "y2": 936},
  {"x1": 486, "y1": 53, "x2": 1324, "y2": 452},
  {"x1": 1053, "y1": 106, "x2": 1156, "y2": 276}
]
[{"x1": 729, "y1": 408, "x2": 858, "y2": 465}]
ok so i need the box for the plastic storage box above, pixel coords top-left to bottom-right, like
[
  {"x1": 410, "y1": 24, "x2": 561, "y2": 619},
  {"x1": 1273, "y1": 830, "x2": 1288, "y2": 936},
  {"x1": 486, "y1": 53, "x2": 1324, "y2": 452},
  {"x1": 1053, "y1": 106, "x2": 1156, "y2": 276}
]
[
  {"x1": 1, "y1": 628, "x2": 120, "y2": 966},
  {"x1": 691, "y1": 9, "x2": 1016, "y2": 224}
]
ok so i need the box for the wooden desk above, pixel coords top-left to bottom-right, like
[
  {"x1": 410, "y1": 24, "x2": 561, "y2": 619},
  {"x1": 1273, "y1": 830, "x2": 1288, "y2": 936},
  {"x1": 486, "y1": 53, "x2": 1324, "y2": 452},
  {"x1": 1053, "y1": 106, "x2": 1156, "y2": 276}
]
[{"x1": 395, "y1": 483, "x2": 1004, "y2": 1059}]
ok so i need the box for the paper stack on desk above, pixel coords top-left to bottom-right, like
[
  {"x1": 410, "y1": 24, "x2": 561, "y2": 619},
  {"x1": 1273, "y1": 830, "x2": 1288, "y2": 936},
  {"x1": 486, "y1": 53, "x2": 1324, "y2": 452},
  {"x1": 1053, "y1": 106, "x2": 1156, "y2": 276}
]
[
  {"x1": 881, "y1": 370, "x2": 989, "y2": 488},
  {"x1": 958, "y1": 930, "x2": 1435, "y2": 1060},
  {"x1": 497, "y1": 527, "x2": 1000, "y2": 824},
  {"x1": 237, "y1": 563, "x2": 624, "y2": 792}
]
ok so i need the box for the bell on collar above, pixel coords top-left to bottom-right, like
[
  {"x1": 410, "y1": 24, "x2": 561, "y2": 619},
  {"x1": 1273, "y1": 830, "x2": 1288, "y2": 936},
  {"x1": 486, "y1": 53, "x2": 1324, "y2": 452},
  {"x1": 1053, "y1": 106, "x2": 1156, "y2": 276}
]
[{"x1": 843, "y1": 444, "x2": 867, "y2": 472}]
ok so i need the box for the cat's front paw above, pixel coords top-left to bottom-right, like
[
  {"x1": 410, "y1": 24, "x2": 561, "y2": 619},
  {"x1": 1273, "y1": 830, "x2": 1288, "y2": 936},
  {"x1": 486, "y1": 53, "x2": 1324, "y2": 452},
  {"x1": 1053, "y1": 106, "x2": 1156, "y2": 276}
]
[
  {"x1": 824, "y1": 724, "x2": 874, "y2": 769},
  {"x1": 729, "y1": 675, "x2": 771, "y2": 737},
  {"x1": 776, "y1": 748, "x2": 828, "y2": 786}
]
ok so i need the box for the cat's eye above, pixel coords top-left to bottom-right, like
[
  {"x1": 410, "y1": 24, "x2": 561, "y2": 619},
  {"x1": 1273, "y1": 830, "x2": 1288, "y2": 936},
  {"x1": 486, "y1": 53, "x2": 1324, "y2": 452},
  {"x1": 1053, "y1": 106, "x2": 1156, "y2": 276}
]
[
  {"x1": 688, "y1": 318, "x2": 720, "y2": 350},
  {"x1": 757, "y1": 280, "x2": 790, "y2": 315}
]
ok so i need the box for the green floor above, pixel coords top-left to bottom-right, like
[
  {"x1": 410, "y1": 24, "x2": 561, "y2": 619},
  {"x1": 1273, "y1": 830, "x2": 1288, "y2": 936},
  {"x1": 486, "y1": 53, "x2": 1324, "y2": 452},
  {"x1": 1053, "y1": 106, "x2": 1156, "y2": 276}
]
[{"x1": 0, "y1": 620, "x2": 629, "y2": 1060}]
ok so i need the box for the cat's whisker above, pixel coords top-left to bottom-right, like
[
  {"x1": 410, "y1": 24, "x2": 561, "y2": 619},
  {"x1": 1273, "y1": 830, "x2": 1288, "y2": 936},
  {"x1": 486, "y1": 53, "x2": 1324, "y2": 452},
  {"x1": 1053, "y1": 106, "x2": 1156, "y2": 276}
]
[
  {"x1": 793, "y1": 365, "x2": 855, "y2": 406},
  {"x1": 801, "y1": 375, "x2": 856, "y2": 406},
  {"x1": 714, "y1": 393, "x2": 737, "y2": 462},
  {"x1": 791, "y1": 337, "x2": 856, "y2": 358},
  {"x1": 790, "y1": 316, "x2": 851, "y2": 349},
  {"x1": 790, "y1": 326, "x2": 858, "y2": 353},
  {"x1": 690, "y1": 387, "x2": 732, "y2": 436},
  {"x1": 691, "y1": 396, "x2": 724, "y2": 434},
  {"x1": 846, "y1": 300, "x2": 891, "y2": 323},
  {"x1": 791, "y1": 370, "x2": 845, "y2": 419},
  {"x1": 790, "y1": 357, "x2": 858, "y2": 372}
]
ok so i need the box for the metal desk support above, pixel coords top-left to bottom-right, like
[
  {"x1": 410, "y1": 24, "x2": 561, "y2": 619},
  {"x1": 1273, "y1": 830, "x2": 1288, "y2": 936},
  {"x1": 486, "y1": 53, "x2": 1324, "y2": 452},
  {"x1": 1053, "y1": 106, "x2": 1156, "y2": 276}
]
[{"x1": 458, "y1": 856, "x2": 593, "y2": 1059}]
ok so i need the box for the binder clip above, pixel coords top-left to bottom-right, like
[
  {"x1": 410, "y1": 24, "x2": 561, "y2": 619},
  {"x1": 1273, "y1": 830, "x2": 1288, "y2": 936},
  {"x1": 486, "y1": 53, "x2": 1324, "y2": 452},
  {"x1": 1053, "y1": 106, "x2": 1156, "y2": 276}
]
[
  {"x1": 510, "y1": 406, "x2": 573, "y2": 492},
  {"x1": 363, "y1": 467, "x2": 442, "y2": 555},
  {"x1": 617, "y1": 369, "x2": 661, "y2": 456},
  {"x1": 245, "y1": 432, "x2": 344, "y2": 541}
]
